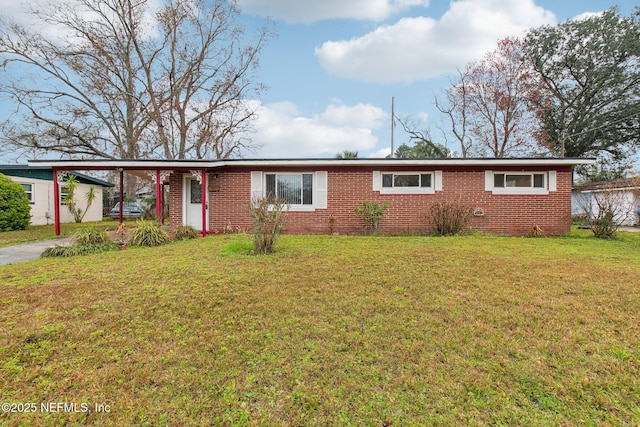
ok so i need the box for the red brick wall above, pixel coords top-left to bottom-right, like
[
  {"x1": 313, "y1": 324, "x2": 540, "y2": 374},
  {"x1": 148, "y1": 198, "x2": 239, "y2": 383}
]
[
  {"x1": 168, "y1": 173, "x2": 183, "y2": 228},
  {"x1": 169, "y1": 165, "x2": 574, "y2": 236}
]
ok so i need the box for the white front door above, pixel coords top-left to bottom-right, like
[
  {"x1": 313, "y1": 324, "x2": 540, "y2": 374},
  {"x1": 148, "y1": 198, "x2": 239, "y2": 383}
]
[{"x1": 184, "y1": 176, "x2": 207, "y2": 230}]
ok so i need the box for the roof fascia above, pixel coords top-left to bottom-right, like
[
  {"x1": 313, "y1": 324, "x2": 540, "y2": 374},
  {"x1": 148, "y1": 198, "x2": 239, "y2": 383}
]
[{"x1": 29, "y1": 158, "x2": 596, "y2": 170}]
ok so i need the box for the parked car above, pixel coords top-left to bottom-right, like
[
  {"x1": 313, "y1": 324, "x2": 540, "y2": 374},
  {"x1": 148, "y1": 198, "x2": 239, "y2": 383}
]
[{"x1": 109, "y1": 202, "x2": 142, "y2": 219}]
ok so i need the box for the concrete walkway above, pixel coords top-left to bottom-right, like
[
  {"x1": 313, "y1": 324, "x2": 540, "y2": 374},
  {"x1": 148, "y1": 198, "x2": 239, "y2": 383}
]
[
  {"x1": 0, "y1": 238, "x2": 73, "y2": 266},
  {"x1": 618, "y1": 226, "x2": 640, "y2": 233}
]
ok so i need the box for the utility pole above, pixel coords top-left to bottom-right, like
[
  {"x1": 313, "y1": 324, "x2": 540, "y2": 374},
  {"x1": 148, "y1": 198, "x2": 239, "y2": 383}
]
[{"x1": 390, "y1": 96, "x2": 395, "y2": 158}]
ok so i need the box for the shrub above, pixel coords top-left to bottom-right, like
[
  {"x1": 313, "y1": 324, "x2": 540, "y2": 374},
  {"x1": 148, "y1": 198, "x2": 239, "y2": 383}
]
[
  {"x1": 171, "y1": 225, "x2": 198, "y2": 240},
  {"x1": 129, "y1": 221, "x2": 169, "y2": 246},
  {"x1": 73, "y1": 227, "x2": 110, "y2": 245},
  {"x1": 250, "y1": 196, "x2": 287, "y2": 254},
  {"x1": 0, "y1": 173, "x2": 31, "y2": 231},
  {"x1": 529, "y1": 225, "x2": 544, "y2": 238},
  {"x1": 589, "y1": 208, "x2": 619, "y2": 239},
  {"x1": 62, "y1": 174, "x2": 96, "y2": 223},
  {"x1": 41, "y1": 243, "x2": 117, "y2": 257},
  {"x1": 581, "y1": 184, "x2": 630, "y2": 239},
  {"x1": 354, "y1": 201, "x2": 388, "y2": 234},
  {"x1": 571, "y1": 213, "x2": 589, "y2": 227},
  {"x1": 428, "y1": 201, "x2": 472, "y2": 236}
]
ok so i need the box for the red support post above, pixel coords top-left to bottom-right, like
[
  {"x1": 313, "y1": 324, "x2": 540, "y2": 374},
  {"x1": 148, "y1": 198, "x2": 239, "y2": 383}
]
[
  {"x1": 118, "y1": 169, "x2": 124, "y2": 225},
  {"x1": 155, "y1": 170, "x2": 162, "y2": 221},
  {"x1": 52, "y1": 168, "x2": 61, "y2": 236},
  {"x1": 160, "y1": 184, "x2": 166, "y2": 225},
  {"x1": 201, "y1": 169, "x2": 207, "y2": 236}
]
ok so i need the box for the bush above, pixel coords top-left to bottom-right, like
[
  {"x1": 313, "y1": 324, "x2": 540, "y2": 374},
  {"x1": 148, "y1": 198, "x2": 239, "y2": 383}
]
[
  {"x1": 581, "y1": 185, "x2": 630, "y2": 239},
  {"x1": 62, "y1": 174, "x2": 96, "y2": 223},
  {"x1": 129, "y1": 221, "x2": 169, "y2": 246},
  {"x1": 0, "y1": 173, "x2": 31, "y2": 231},
  {"x1": 428, "y1": 201, "x2": 472, "y2": 236},
  {"x1": 73, "y1": 227, "x2": 110, "y2": 245},
  {"x1": 250, "y1": 197, "x2": 287, "y2": 254},
  {"x1": 41, "y1": 243, "x2": 117, "y2": 257},
  {"x1": 589, "y1": 208, "x2": 619, "y2": 239},
  {"x1": 171, "y1": 225, "x2": 198, "y2": 240},
  {"x1": 354, "y1": 201, "x2": 388, "y2": 234},
  {"x1": 571, "y1": 213, "x2": 589, "y2": 227}
]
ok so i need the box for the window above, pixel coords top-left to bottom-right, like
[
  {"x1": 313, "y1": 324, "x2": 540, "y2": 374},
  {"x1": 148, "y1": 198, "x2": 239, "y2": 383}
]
[
  {"x1": 19, "y1": 183, "x2": 34, "y2": 203},
  {"x1": 60, "y1": 186, "x2": 70, "y2": 205},
  {"x1": 493, "y1": 173, "x2": 545, "y2": 189},
  {"x1": 190, "y1": 179, "x2": 202, "y2": 204},
  {"x1": 374, "y1": 171, "x2": 441, "y2": 194},
  {"x1": 486, "y1": 171, "x2": 555, "y2": 195},
  {"x1": 382, "y1": 173, "x2": 432, "y2": 188},
  {"x1": 265, "y1": 173, "x2": 313, "y2": 205},
  {"x1": 251, "y1": 171, "x2": 327, "y2": 212}
]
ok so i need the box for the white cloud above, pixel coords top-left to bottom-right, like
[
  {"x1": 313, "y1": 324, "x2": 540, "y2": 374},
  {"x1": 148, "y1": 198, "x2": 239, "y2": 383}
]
[
  {"x1": 315, "y1": 0, "x2": 556, "y2": 83},
  {"x1": 0, "y1": 0, "x2": 163, "y2": 42},
  {"x1": 368, "y1": 147, "x2": 392, "y2": 158},
  {"x1": 572, "y1": 11, "x2": 603, "y2": 21},
  {"x1": 247, "y1": 101, "x2": 387, "y2": 157},
  {"x1": 237, "y1": 0, "x2": 430, "y2": 24}
]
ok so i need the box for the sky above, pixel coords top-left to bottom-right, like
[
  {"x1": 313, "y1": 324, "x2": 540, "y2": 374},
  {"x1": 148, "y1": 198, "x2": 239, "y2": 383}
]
[{"x1": 0, "y1": 0, "x2": 637, "y2": 162}]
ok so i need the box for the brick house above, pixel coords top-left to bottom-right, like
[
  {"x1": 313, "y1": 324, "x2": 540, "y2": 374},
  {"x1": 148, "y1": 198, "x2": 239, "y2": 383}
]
[{"x1": 30, "y1": 158, "x2": 593, "y2": 237}]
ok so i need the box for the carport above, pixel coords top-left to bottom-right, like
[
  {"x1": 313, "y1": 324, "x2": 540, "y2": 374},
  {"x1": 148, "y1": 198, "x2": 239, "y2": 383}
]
[{"x1": 28, "y1": 160, "x2": 213, "y2": 237}]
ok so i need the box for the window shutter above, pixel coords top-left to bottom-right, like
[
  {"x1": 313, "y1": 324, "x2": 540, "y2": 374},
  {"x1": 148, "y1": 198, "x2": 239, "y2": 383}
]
[
  {"x1": 250, "y1": 171, "x2": 262, "y2": 202},
  {"x1": 548, "y1": 170, "x2": 557, "y2": 192},
  {"x1": 434, "y1": 170, "x2": 443, "y2": 191},
  {"x1": 372, "y1": 171, "x2": 381, "y2": 191},
  {"x1": 315, "y1": 171, "x2": 328, "y2": 209},
  {"x1": 484, "y1": 170, "x2": 493, "y2": 191}
]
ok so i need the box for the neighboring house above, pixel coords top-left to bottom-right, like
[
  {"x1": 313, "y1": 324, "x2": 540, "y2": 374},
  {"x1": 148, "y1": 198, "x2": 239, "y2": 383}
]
[
  {"x1": 573, "y1": 178, "x2": 640, "y2": 226},
  {"x1": 29, "y1": 158, "x2": 593, "y2": 236},
  {"x1": 0, "y1": 165, "x2": 114, "y2": 225}
]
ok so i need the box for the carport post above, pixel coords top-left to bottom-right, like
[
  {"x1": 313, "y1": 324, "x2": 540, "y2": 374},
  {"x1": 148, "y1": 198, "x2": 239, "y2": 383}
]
[
  {"x1": 52, "y1": 167, "x2": 61, "y2": 236},
  {"x1": 201, "y1": 169, "x2": 207, "y2": 237},
  {"x1": 118, "y1": 168, "x2": 124, "y2": 225},
  {"x1": 155, "y1": 170, "x2": 162, "y2": 221}
]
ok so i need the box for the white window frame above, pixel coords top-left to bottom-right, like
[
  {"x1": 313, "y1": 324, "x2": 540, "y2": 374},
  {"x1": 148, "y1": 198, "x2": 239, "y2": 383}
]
[
  {"x1": 485, "y1": 170, "x2": 555, "y2": 195},
  {"x1": 60, "y1": 185, "x2": 70, "y2": 205},
  {"x1": 18, "y1": 182, "x2": 34, "y2": 204},
  {"x1": 373, "y1": 171, "x2": 442, "y2": 195},
  {"x1": 251, "y1": 171, "x2": 328, "y2": 212}
]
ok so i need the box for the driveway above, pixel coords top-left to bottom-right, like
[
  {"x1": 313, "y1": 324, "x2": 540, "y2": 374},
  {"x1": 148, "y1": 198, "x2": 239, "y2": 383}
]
[
  {"x1": 0, "y1": 238, "x2": 73, "y2": 266},
  {"x1": 619, "y1": 226, "x2": 640, "y2": 233}
]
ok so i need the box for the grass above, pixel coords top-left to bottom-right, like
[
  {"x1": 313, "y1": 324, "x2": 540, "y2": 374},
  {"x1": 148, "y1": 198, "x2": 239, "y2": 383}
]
[
  {"x1": 1, "y1": 232, "x2": 639, "y2": 425},
  {"x1": 0, "y1": 220, "x2": 122, "y2": 247}
]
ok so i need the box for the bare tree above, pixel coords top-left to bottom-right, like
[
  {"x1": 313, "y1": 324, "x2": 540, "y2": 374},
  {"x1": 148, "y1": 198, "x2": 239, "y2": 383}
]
[
  {"x1": 147, "y1": 0, "x2": 272, "y2": 159},
  {"x1": 395, "y1": 116, "x2": 449, "y2": 158},
  {"x1": 0, "y1": 0, "x2": 151, "y2": 159},
  {"x1": 435, "y1": 70, "x2": 473, "y2": 157},
  {"x1": 0, "y1": 0, "x2": 273, "y2": 161},
  {"x1": 436, "y1": 38, "x2": 542, "y2": 158}
]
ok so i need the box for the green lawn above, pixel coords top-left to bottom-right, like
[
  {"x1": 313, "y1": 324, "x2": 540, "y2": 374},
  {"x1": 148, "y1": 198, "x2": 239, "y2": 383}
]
[
  {"x1": 1, "y1": 232, "x2": 639, "y2": 426},
  {"x1": 0, "y1": 220, "x2": 122, "y2": 247}
]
